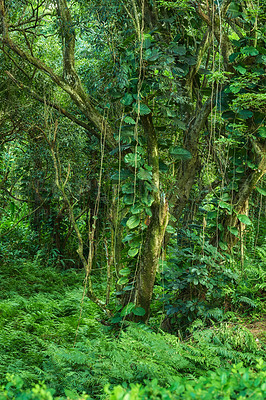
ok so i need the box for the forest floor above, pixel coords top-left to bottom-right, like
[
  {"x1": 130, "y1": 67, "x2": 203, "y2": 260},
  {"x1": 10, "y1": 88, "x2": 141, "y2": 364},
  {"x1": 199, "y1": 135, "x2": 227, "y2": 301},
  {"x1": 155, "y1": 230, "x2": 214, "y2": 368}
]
[
  {"x1": 0, "y1": 259, "x2": 265, "y2": 399},
  {"x1": 245, "y1": 318, "x2": 266, "y2": 343}
]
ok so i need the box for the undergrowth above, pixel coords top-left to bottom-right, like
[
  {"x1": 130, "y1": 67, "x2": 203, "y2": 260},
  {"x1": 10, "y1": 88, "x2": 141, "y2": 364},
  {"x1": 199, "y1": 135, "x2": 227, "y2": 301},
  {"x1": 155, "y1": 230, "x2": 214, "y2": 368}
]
[
  {"x1": 0, "y1": 259, "x2": 265, "y2": 399},
  {"x1": 1, "y1": 360, "x2": 266, "y2": 400}
]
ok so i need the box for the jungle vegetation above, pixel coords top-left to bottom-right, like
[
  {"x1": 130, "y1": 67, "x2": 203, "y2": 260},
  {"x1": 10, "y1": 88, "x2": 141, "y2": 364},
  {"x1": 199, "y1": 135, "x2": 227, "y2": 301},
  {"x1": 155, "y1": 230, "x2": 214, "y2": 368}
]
[{"x1": 0, "y1": 0, "x2": 265, "y2": 398}]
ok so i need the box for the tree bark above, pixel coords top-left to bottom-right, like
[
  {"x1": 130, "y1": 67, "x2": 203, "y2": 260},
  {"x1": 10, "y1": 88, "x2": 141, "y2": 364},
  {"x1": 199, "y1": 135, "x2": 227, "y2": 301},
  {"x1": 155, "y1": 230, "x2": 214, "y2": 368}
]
[
  {"x1": 133, "y1": 114, "x2": 169, "y2": 322},
  {"x1": 170, "y1": 97, "x2": 214, "y2": 221}
]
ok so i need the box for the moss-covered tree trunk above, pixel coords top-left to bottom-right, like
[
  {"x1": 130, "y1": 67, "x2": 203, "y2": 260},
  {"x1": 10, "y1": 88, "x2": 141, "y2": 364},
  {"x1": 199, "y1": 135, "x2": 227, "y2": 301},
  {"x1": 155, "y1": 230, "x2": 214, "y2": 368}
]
[
  {"x1": 169, "y1": 97, "x2": 213, "y2": 221},
  {"x1": 133, "y1": 114, "x2": 169, "y2": 322}
]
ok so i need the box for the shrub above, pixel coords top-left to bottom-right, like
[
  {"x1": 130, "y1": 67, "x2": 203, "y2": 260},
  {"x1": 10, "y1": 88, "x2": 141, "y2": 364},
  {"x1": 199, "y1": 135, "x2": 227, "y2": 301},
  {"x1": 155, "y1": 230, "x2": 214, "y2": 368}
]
[
  {"x1": 107, "y1": 359, "x2": 266, "y2": 399},
  {"x1": 1, "y1": 360, "x2": 265, "y2": 400}
]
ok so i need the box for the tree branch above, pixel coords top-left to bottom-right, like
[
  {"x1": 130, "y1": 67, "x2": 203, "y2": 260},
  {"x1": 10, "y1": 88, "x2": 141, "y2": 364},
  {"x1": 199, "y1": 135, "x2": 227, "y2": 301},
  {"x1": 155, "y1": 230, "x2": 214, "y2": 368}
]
[
  {"x1": 4, "y1": 70, "x2": 111, "y2": 149},
  {"x1": 0, "y1": 0, "x2": 117, "y2": 149},
  {"x1": 0, "y1": 187, "x2": 31, "y2": 203},
  {"x1": 56, "y1": 0, "x2": 78, "y2": 85},
  {"x1": 193, "y1": 0, "x2": 234, "y2": 69}
]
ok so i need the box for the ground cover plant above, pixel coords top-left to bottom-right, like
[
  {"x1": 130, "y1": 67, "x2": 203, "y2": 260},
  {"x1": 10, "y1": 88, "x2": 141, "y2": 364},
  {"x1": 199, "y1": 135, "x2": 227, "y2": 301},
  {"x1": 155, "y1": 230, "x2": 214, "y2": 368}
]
[
  {"x1": 1, "y1": 361, "x2": 266, "y2": 400},
  {"x1": 0, "y1": 257, "x2": 265, "y2": 398}
]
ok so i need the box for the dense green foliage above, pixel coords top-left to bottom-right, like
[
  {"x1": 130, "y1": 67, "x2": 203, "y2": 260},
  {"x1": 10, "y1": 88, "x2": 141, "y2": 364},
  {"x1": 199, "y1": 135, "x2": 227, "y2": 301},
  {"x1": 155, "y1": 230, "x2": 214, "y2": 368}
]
[
  {"x1": 107, "y1": 362, "x2": 266, "y2": 399},
  {"x1": 1, "y1": 361, "x2": 266, "y2": 400},
  {"x1": 0, "y1": 259, "x2": 265, "y2": 398},
  {"x1": 0, "y1": 0, "x2": 265, "y2": 398}
]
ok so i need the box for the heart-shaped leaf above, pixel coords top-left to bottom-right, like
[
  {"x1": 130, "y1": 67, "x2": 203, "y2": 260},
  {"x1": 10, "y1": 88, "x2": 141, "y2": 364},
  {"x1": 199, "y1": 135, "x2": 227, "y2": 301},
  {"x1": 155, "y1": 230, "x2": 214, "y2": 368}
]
[
  {"x1": 256, "y1": 187, "x2": 266, "y2": 196},
  {"x1": 169, "y1": 146, "x2": 192, "y2": 160},
  {"x1": 128, "y1": 247, "x2": 139, "y2": 257},
  {"x1": 237, "y1": 214, "x2": 252, "y2": 225},
  {"x1": 126, "y1": 215, "x2": 140, "y2": 229},
  {"x1": 133, "y1": 103, "x2": 151, "y2": 115},
  {"x1": 227, "y1": 226, "x2": 239, "y2": 236},
  {"x1": 132, "y1": 307, "x2": 146, "y2": 316},
  {"x1": 119, "y1": 267, "x2": 131, "y2": 276}
]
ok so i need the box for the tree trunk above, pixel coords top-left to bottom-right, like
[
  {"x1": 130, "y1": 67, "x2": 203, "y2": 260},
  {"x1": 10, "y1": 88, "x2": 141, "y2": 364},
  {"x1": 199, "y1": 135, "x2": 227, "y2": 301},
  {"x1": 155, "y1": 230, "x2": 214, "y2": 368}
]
[
  {"x1": 170, "y1": 97, "x2": 213, "y2": 221},
  {"x1": 133, "y1": 114, "x2": 169, "y2": 322}
]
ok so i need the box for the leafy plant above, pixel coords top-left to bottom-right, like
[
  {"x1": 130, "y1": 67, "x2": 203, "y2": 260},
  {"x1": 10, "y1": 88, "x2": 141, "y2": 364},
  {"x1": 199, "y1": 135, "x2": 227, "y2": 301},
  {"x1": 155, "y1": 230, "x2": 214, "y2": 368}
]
[
  {"x1": 107, "y1": 359, "x2": 266, "y2": 400},
  {"x1": 161, "y1": 227, "x2": 237, "y2": 330}
]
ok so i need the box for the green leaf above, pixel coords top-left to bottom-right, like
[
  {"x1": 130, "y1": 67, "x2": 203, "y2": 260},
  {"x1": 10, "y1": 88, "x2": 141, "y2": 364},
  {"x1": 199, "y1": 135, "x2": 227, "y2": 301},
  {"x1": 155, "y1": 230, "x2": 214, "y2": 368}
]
[
  {"x1": 219, "y1": 241, "x2": 228, "y2": 251},
  {"x1": 119, "y1": 267, "x2": 131, "y2": 276},
  {"x1": 133, "y1": 103, "x2": 151, "y2": 115},
  {"x1": 236, "y1": 166, "x2": 245, "y2": 173},
  {"x1": 111, "y1": 315, "x2": 122, "y2": 323},
  {"x1": 173, "y1": 66, "x2": 187, "y2": 77},
  {"x1": 117, "y1": 276, "x2": 129, "y2": 285},
  {"x1": 169, "y1": 146, "x2": 192, "y2": 160},
  {"x1": 234, "y1": 65, "x2": 246, "y2": 74},
  {"x1": 111, "y1": 170, "x2": 132, "y2": 182},
  {"x1": 142, "y1": 193, "x2": 154, "y2": 207},
  {"x1": 122, "y1": 233, "x2": 135, "y2": 243},
  {"x1": 258, "y1": 127, "x2": 266, "y2": 138},
  {"x1": 144, "y1": 163, "x2": 153, "y2": 171},
  {"x1": 144, "y1": 37, "x2": 152, "y2": 49},
  {"x1": 128, "y1": 247, "x2": 139, "y2": 257},
  {"x1": 166, "y1": 225, "x2": 175, "y2": 234},
  {"x1": 229, "y1": 52, "x2": 241, "y2": 62},
  {"x1": 130, "y1": 203, "x2": 143, "y2": 214},
  {"x1": 121, "y1": 93, "x2": 133, "y2": 106},
  {"x1": 109, "y1": 89, "x2": 123, "y2": 99},
  {"x1": 64, "y1": 390, "x2": 79, "y2": 399},
  {"x1": 238, "y1": 109, "x2": 253, "y2": 120},
  {"x1": 222, "y1": 110, "x2": 236, "y2": 121},
  {"x1": 222, "y1": 193, "x2": 230, "y2": 201},
  {"x1": 219, "y1": 201, "x2": 232, "y2": 212},
  {"x1": 9, "y1": 202, "x2": 15, "y2": 214},
  {"x1": 126, "y1": 215, "x2": 141, "y2": 229},
  {"x1": 146, "y1": 49, "x2": 161, "y2": 61},
  {"x1": 207, "y1": 210, "x2": 217, "y2": 219},
  {"x1": 123, "y1": 194, "x2": 134, "y2": 205},
  {"x1": 241, "y1": 46, "x2": 259, "y2": 56},
  {"x1": 132, "y1": 307, "x2": 146, "y2": 316},
  {"x1": 172, "y1": 45, "x2": 186, "y2": 55},
  {"x1": 237, "y1": 214, "x2": 252, "y2": 225},
  {"x1": 176, "y1": 120, "x2": 187, "y2": 130},
  {"x1": 186, "y1": 55, "x2": 197, "y2": 66},
  {"x1": 121, "y1": 303, "x2": 135, "y2": 316},
  {"x1": 145, "y1": 207, "x2": 152, "y2": 217},
  {"x1": 144, "y1": 181, "x2": 155, "y2": 192},
  {"x1": 124, "y1": 153, "x2": 142, "y2": 167},
  {"x1": 166, "y1": 109, "x2": 176, "y2": 117},
  {"x1": 122, "y1": 183, "x2": 134, "y2": 194},
  {"x1": 121, "y1": 127, "x2": 135, "y2": 141},
  {"x1": 246, "y1": 160, "x2": 256, "y2": 169},
  {"x1": 124, "y1": 116, "x2": 136, "y2": 124},
  {"x1": 123, "y1": 285, "x2": 134, "y2": 292},
  {"x1": 256, "y1": 187, "x2": 266, "y2": 196},
  {"x1": 218, "y1": 223, "x2": 224, "y2": 231},
  {"x1": 226, "y1": 181, "x2": 238, "y2": 191},
  {"x1": 229, "y1": 84, "x2": 241, "y2": 94},
  {"x1": 137, "y1": 168, "x2": 152, "y2": 181},
  {"x1": 227, "y1": 226, "x2": 239, "y2": 236},
  {"x1": 228, "y1": 1, "x2": 241, "y2": 18}
]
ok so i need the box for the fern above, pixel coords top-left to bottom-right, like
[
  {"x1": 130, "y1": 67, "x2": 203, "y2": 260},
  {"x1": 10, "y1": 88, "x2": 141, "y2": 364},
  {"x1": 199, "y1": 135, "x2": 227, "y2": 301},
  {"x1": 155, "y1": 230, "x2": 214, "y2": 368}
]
[
  {"x1": 189, "y1": 322, "x2": 264, "y2": 368},
  {"x1": 0, "y1": 259, "x2": 264, "y2": 399}
]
